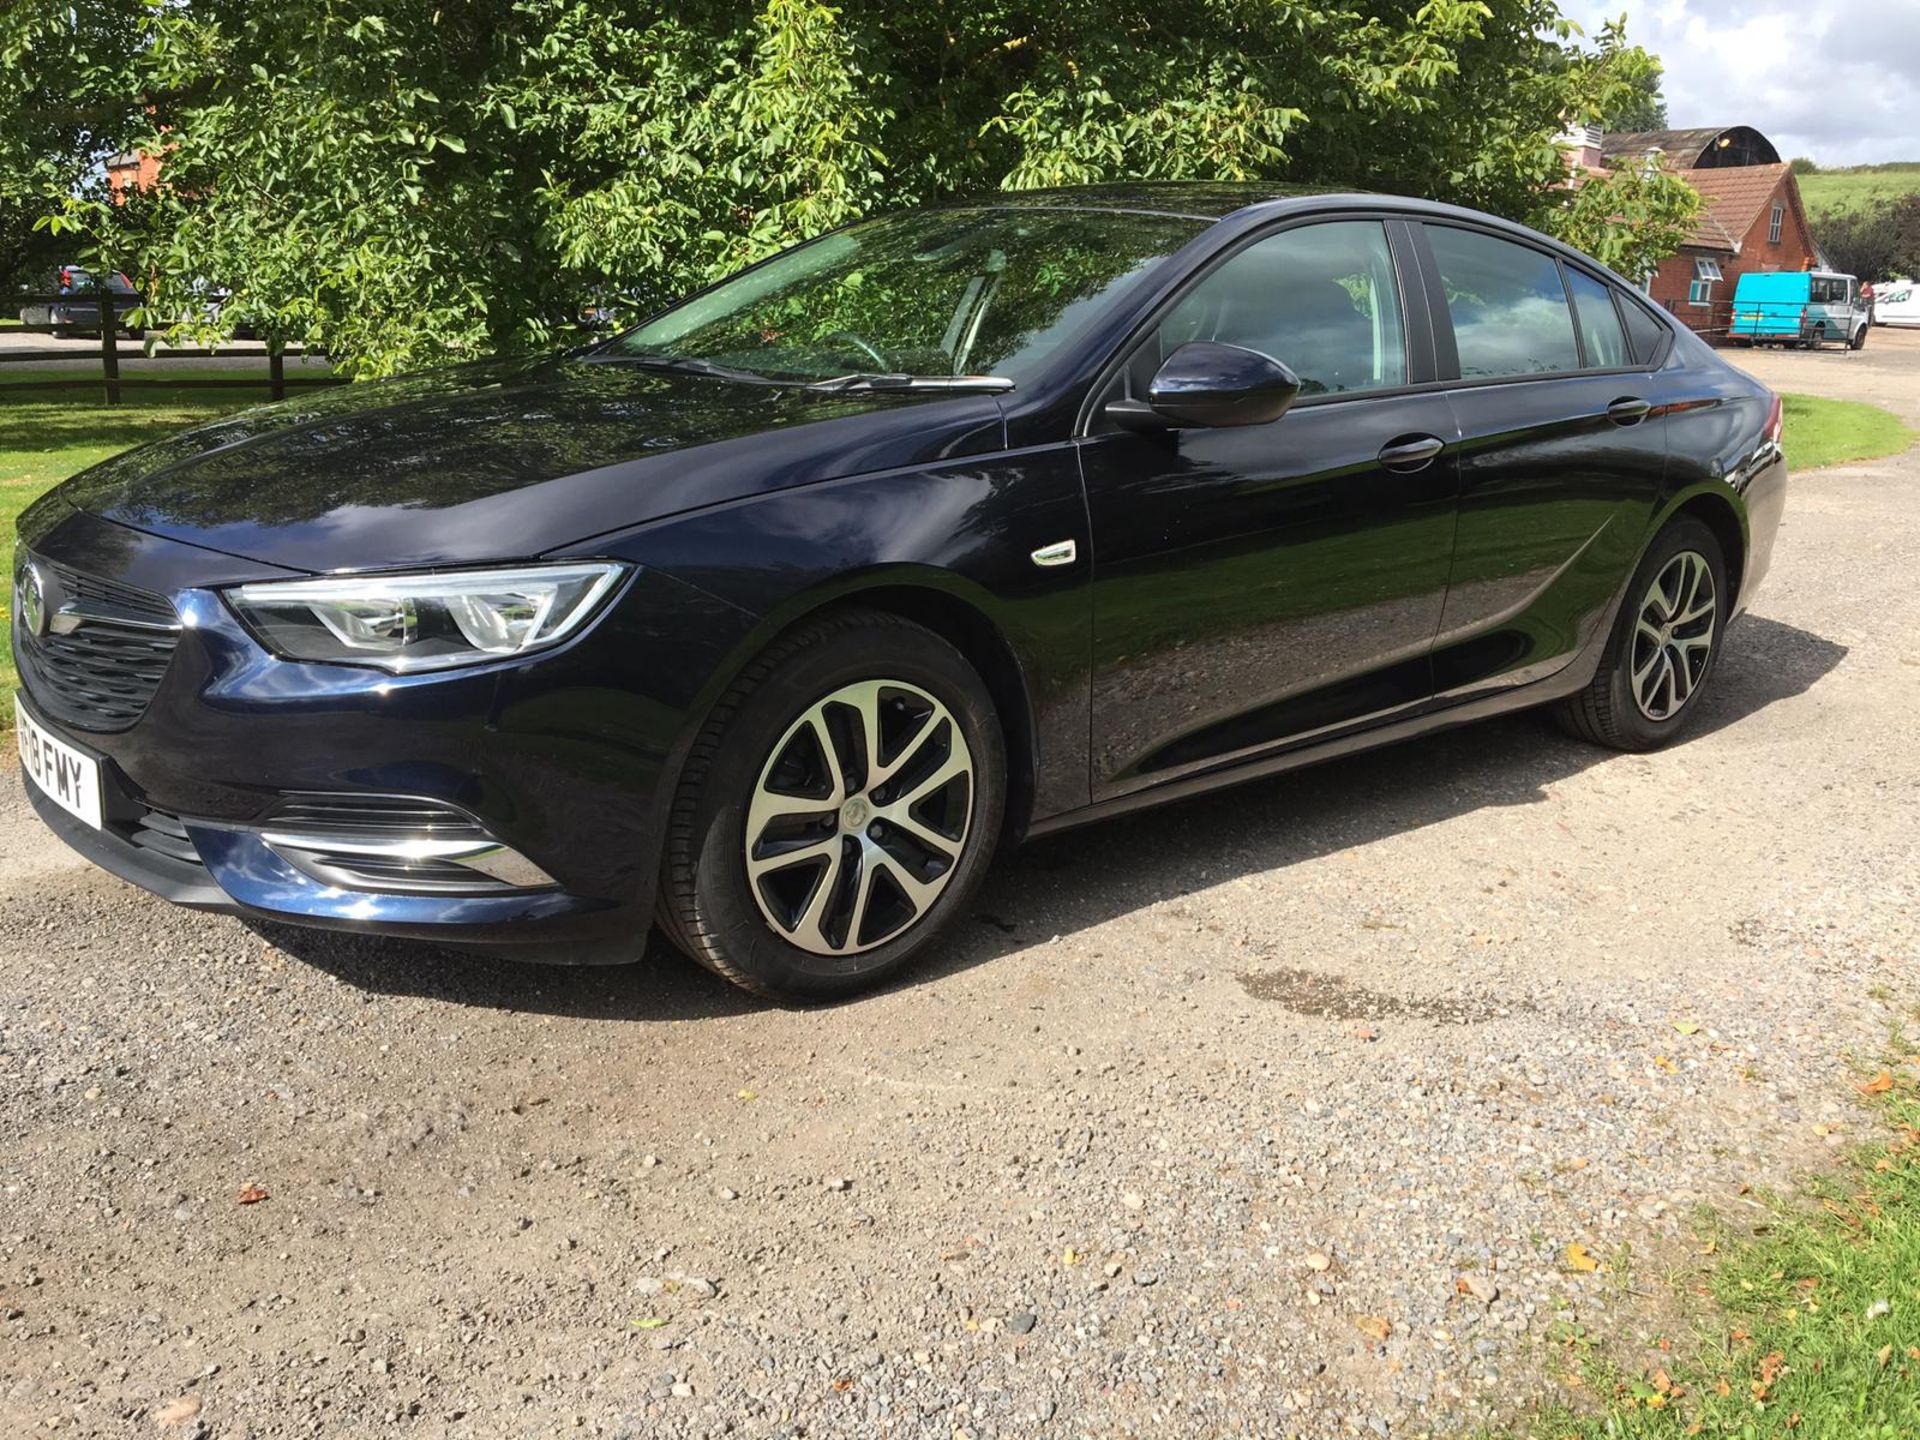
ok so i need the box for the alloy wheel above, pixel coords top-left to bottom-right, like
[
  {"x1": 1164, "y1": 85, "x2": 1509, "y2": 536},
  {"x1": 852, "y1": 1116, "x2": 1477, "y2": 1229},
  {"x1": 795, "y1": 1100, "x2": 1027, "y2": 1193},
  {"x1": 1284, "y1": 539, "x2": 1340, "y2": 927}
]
[
  {"x1": 1629, "y1": 549, "x2": 1717, "y2": 721},
  {"x1": 744, "y1": 679, "x2": 975, "y2": 956}
]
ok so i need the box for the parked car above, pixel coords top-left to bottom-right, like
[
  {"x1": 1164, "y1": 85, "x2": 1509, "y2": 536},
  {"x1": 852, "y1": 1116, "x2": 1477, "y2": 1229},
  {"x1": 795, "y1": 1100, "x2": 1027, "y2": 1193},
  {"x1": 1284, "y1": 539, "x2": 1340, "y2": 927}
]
[
  {"x1": 1729, "y1": 269, "x2": 1870, "y2": 349},
  {"x1": 1869, "y1": 280, "x2": 1920, "y2": 328},
  {"x1": 16, "y1": 265, "x2": 142, "y2": 337},
  {"x1": 13, "y1": 186, "x2": 1786, "y2": 999}
]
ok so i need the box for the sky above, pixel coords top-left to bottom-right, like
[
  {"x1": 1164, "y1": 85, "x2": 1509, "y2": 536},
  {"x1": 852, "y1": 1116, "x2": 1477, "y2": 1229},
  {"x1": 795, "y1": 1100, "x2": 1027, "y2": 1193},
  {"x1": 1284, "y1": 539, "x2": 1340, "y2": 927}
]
[{"x1": 1560, "y1": 0, "x2": 1920, "y2": 166}]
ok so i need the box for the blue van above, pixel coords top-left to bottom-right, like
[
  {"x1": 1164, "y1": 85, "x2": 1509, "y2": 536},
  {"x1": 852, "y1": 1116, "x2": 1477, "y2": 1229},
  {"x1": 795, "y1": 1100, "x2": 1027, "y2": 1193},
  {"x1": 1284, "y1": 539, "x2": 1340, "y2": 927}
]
[{"x1": 1730, "y1": 270, "x2": 1869, "y2": 349}]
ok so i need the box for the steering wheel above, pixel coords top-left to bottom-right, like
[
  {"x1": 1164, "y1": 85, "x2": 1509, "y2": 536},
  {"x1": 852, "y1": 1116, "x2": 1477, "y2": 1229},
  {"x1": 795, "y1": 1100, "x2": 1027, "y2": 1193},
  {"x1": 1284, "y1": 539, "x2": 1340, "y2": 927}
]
[{"x1": 827, "y1": 330, "x2": 891, "y2": 371}]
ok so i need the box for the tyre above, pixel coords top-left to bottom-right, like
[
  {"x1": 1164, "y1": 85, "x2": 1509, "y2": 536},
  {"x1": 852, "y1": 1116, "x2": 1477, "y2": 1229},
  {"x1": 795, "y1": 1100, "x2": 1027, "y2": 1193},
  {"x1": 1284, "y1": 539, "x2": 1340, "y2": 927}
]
[
  {"x1": 1555, "y1": 517, "x2": 1730, "y2": 752},
  {"x1": 659, "y1": 609, "x2": 1006, "y2": 1001},
  {"x1": 1851, "y1": 324, "x2": 1868, "y2": 351}
]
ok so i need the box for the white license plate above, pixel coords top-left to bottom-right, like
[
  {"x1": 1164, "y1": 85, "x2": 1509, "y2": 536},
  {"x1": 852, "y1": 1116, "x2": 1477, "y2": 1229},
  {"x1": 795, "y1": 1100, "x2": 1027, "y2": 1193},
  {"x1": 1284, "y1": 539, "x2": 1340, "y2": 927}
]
[{"x1": 15, "y1": 697, "x2": 103, "y2": 829}]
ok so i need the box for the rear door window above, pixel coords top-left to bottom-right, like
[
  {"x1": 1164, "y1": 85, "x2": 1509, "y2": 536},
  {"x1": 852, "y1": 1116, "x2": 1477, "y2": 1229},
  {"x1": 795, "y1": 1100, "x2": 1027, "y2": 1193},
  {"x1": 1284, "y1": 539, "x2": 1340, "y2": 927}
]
[
  {"x1": 1565, "y1": 268, "x2": 1630, "y2": 369},
  {"x1": 1425, "y1": 225, "x2": 1580, "y2": 380}
]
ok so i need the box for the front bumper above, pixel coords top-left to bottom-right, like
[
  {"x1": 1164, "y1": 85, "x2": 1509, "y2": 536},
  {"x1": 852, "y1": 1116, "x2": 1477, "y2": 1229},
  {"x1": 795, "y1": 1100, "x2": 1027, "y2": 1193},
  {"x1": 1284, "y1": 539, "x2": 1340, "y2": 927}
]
[{"x1": 11, "y1": 505, "x2": 731, "y2": 951}]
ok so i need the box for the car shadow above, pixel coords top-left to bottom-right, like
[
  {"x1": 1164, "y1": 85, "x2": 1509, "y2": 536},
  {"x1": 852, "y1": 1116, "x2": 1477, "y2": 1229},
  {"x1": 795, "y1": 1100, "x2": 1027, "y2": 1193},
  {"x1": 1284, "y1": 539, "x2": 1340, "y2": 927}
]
[{"x1": 261, "y1": 613, "x2": 1845, "y2": 1019}]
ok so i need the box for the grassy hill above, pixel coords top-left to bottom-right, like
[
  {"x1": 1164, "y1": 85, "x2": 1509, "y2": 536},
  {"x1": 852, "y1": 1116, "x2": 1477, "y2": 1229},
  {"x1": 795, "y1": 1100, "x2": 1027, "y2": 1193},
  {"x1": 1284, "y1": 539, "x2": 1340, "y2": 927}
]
[{"x1": 1798, "y1": 162, "x2": 1920, "y2": 214}]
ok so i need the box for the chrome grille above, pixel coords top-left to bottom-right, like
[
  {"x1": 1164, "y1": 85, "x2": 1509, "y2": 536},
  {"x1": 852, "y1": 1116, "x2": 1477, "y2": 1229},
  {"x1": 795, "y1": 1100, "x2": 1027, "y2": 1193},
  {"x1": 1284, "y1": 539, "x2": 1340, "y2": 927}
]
[{"x1": 14, "y1": 557, "x2": 180, "y2": 731}]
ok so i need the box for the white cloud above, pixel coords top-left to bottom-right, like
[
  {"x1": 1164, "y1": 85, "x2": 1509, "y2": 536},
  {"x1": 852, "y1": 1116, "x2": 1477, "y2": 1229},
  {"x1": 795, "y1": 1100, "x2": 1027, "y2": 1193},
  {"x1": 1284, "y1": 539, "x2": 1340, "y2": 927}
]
[{"x1": 1561, "y1": 0, "x2": 1920, "y2": 165}]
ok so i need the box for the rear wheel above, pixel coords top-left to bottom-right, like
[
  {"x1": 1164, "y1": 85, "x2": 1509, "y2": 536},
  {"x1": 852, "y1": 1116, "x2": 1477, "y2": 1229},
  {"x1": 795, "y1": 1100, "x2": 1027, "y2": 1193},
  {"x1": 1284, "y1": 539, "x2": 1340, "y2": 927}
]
[
  {"x1": 1851, "y1": 323, "x2": 1869, "y2": 351},
  {"x1": 659, "y1": 610, "x2": 1005, "y2": 1001},
  {"x1": 1555, "y1": 517, "x2": 1729, "y2": 752}
]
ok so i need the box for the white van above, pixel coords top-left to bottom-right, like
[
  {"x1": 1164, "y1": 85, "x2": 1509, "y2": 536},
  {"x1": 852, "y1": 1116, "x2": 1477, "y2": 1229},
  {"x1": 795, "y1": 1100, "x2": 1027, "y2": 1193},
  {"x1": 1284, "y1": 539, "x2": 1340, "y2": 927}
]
[{"x1": 1870, "y1": 281, "x2": 1919, "y2": 328}]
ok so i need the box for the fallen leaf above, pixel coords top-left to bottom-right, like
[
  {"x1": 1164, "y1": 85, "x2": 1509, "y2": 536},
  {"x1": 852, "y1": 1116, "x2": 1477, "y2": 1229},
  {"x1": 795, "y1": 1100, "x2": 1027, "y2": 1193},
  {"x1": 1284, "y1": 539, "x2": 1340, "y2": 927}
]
[
  {"x1": 831, "y1": 1376, "x2": 854, "y2": 1392},
  {"x1": 736, "y1": 1088, "x2": 758, "y2": 1101},
  {"x1": 1860, "y1": 1072, "x2": 1894, "y2": 1096},
  {"x1": 153, "y1": 1396, "x2": 202, "y2": 1426},
  {"x1": 1878, "y1": 1344, "x2": 1894, "y2": 1368},
  {"x1": 236, "y1": 1184, "x2": 269, "y2": 1206},
  {"x1": 1654, "y1": 1056, "x2": 1679, "y2": 1074},
  {"x1": 1355, "y1": 1315, "x2": 1391, "y2": 1342},
  {"x1": 1672, "y1": 1021, "x2": 1701, "y2": 1036},
  {"x1": 1060, "y1": 1247, "x2": 1082, "y2": 1266},
  {"x1": 630, "y1": 1317, "x2": 668, "y2": 1329},
  {"x1": 1565, "y1": 1243, "x2": 1601, "y2": 1273}
]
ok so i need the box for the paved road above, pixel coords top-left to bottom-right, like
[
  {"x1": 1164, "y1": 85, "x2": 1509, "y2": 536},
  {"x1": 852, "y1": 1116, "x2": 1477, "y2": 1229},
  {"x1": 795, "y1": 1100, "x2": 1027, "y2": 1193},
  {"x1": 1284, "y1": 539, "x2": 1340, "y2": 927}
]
[{"x1": 1, "y1": 347, "x2": 1916, "y2": 1439}]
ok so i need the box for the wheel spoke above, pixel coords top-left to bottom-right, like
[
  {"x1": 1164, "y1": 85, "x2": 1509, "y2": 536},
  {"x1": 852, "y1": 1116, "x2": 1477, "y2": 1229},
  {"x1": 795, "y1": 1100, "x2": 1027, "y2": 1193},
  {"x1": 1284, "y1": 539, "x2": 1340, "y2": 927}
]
[
  {"x1": 746, "y1": 833, "x2": 839, "y2": 880},
  {"x1": 843, "y1": 839, "x2": 887, "y2": 950},
  {"x1": 785, "y1": 838, "x2": 847, "y2": 954},
  {"x1": 893, "y1": 747, "x2": 969, "y2": 811},
  {"x1": 883, "y1": 809, "x2": 964, "y2": 859},
  {"x1": 1667, "y1": 647, "x2": 1693, "y2": 706}
]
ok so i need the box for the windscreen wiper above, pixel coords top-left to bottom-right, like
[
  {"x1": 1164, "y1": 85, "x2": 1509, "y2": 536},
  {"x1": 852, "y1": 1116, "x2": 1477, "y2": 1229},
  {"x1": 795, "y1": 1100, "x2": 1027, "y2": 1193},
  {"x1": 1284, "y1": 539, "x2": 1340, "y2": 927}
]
[
  {"x1": 599, "y1": 352, "x2": 779, "y2": 385},
  {"x1": 805, "y1": 373, "x2": 1015, "y2": 394}
]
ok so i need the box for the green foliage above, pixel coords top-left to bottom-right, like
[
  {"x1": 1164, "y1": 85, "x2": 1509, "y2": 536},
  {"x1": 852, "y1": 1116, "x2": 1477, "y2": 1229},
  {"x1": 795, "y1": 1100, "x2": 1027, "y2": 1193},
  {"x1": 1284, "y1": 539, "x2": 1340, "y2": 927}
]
[
  {"x1": 1593, "y1": 37, "x2": 1667, "y2": 132},
  {"x1": 1789, "y1": 156, "x2": 1819, "y2": 177},
  {"x1": 0, "y1": 1, "x2": 150, "y2": 289},
  {"x1": 1814, "y1": 196, "x2": 1920, "y2": 282},
  {"x1": 1548, "y1": 154, "x2": 1700, "y2": 284},
  {"x1": 4, "y1": 1, "x2": 1690, "y2": 377}
]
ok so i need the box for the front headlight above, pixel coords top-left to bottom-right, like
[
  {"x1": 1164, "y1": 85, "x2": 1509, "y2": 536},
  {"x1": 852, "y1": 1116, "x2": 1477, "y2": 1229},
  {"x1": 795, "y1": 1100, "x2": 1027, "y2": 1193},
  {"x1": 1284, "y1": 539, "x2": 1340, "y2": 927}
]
[{"x1": 225, "y1": 562, "x2": 629, "y2": 672}]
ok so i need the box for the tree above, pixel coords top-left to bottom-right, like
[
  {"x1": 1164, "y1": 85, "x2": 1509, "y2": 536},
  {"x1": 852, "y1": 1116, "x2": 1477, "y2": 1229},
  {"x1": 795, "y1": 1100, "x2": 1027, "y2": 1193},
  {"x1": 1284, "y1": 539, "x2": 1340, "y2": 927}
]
[
  {"x1": 0, "y1": 2, "x2": 150, "y2": 293},
  {"x1": 1550, "y1": 156, "x2": 1701, "y2": 283},
  {"x1": 1593, "y1": 39, "x2": 1667, "y2": 133},
  {"x1": 1789, "y1": 156, "x2": 1819, "y2": 176},
  {"x1": 1815, "y1": 195, "x2": 1920, "y2": 281},
  {"x1": 5, "y1": 0, "x2": 1692, "y2": 377}
]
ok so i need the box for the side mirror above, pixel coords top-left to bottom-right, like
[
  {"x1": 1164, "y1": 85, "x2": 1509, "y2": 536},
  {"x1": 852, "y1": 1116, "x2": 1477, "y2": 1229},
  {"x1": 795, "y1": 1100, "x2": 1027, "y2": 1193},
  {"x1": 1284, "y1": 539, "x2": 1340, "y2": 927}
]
[{"x1": 1105, "y1": 341, "x2": 1303, "y2": 431}]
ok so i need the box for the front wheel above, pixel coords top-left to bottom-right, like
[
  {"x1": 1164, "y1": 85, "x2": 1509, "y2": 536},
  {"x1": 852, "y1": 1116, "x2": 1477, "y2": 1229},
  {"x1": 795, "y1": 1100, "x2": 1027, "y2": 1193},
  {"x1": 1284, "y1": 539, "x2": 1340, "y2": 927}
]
[
  {"x1": 1555, "y1": 517, "x2": 1730, "y2": 752},
  {"x1": 1851, "y1": 324, "x2": 1869, "y2": 351},
  {"x1": 659, "y1": 609, "x2": 1005, "y2": 1001}
]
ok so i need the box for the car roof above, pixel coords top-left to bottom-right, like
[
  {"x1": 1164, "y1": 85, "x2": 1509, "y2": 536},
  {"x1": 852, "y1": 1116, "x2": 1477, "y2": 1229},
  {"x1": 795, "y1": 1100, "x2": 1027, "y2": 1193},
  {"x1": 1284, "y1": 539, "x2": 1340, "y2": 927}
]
[{"x1": 953, "y1": 183, "x2": 1360, "y2": 221}]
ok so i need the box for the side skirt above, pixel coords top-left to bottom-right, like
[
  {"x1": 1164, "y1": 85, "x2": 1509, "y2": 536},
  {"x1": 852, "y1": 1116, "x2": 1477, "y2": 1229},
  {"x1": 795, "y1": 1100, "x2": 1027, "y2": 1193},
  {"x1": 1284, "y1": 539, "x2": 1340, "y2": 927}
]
[{"x1": 1023, "y1": 644, "x2": 1602, "y2": 842}]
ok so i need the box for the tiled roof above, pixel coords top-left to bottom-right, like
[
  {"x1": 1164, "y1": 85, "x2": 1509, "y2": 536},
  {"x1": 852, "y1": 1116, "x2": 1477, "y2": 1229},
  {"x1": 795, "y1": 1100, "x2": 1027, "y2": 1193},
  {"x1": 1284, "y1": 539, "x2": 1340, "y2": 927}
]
[{"x1": 1676, "y1": 163, "x2": 1796, "y2": 254}]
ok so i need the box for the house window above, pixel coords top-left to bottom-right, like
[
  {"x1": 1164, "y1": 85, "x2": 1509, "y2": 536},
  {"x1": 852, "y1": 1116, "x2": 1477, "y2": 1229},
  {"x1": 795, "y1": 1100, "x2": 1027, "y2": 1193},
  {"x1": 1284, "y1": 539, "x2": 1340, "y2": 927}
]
[
  {"x1": 1688, "y1": 256, "x2": 1723, "y2": 308},
  {"x1": 1769, "y1": 203, "x2": 1784, "y2": 244}
]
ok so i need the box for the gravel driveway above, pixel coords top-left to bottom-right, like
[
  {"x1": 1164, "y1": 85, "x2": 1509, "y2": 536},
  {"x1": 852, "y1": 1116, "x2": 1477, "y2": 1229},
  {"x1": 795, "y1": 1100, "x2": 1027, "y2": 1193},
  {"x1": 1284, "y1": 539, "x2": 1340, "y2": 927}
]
[{"x1": 3, "y1": 361, "x2": 1918, "y2": 1439}]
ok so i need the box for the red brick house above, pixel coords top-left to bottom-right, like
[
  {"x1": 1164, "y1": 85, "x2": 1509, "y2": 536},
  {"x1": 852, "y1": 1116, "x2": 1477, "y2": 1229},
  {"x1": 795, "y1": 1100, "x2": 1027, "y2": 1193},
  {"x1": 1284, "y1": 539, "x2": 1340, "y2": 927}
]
[
  {"x1": 1644, "y1": 164, "x2": 1820, "y2": 336},
  {"x1": 1586, "y1": 127, "x2": 1821, "y2": 340}
]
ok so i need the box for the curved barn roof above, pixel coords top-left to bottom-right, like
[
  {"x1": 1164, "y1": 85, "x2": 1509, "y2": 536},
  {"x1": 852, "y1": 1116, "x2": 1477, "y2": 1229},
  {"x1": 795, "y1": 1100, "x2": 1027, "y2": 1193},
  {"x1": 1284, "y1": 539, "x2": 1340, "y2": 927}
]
[{"x1": 1601, "y1": 126, "x2": 1782, "y2": 169}]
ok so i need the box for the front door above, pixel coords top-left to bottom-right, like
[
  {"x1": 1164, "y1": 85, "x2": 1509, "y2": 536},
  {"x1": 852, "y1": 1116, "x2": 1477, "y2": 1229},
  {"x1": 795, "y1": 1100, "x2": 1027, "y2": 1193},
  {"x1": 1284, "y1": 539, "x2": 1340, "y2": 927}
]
[{"x1": 1078, "y1": 218, "x2": 1460, "y2": 797}]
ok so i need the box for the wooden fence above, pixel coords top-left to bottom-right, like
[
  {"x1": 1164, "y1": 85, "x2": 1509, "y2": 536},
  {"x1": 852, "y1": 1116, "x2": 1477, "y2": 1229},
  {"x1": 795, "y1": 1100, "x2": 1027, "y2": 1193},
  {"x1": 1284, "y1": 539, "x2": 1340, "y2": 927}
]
[{"x1": 4, "y1": 287, "x2": 344, "y2": 403}]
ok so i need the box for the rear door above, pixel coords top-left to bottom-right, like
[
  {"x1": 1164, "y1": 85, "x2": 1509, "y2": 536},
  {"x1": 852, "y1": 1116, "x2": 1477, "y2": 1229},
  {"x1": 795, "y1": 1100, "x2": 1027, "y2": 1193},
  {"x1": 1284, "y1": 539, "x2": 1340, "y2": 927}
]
[
  {"x1": 1078, "y1": 216, "x2": 1461, "y2": 795},
  {"x1": 1413, "y1": 222, "x2": 1671, "y2": 699}
]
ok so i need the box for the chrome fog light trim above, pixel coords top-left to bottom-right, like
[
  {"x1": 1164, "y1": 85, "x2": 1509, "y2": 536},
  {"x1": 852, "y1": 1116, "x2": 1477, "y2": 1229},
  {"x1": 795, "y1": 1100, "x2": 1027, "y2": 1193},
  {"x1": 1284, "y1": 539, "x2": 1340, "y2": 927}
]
[{"x1": 260, "y1": 829, "x2": 558, "y2": 895}]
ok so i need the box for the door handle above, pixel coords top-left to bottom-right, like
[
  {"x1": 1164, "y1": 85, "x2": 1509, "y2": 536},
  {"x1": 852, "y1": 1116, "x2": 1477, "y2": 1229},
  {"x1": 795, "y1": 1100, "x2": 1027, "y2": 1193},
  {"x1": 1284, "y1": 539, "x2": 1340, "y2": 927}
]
[
  {"x1": 1607, "y1": 397, "x2": 1653, "y2": 426},
  {"x1": 1378, "y1": 434, "x2": 1445, "y2": 472}
]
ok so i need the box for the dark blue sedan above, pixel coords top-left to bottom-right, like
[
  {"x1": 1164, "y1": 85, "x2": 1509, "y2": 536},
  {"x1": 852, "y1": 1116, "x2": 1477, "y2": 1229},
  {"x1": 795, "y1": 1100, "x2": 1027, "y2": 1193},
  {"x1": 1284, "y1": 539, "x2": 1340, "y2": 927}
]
[{"x1": 12, "y1": 186, "x2": 1786, "y2": 999}]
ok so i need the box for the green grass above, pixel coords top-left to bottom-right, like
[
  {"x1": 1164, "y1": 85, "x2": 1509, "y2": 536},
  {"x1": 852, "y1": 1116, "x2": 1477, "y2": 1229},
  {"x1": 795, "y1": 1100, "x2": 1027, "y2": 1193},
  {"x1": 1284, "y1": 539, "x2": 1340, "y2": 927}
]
[
  {"x1": 1500, "y1": 1063, "x2": 1920, "y2": 1440},
  {"x1": 2, "y1": 382, "x2": 275, "y2": 724},
  {"x1": 1798, "y1": 162, "x2": 1920, "y2": 216},
  {"x1": 1782, "y1": 393, "x2": 1917, "y2": 471}
]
